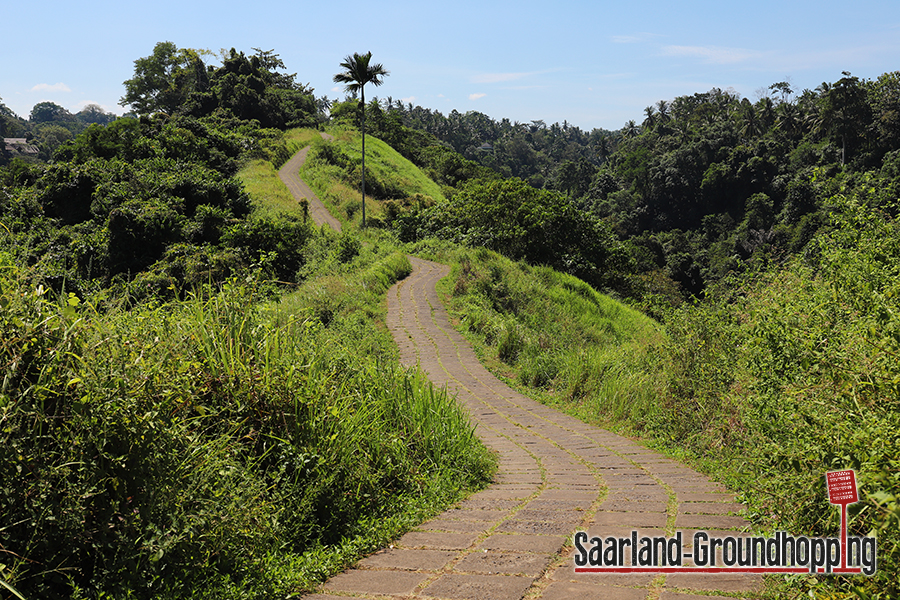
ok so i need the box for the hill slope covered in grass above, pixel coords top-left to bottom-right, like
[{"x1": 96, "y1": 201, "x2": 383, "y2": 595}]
[
  {"x1": 237, "y1": 128, "x2": 325, "y2": 219},
  {"x1": 298, "y1": 126, "x2": 447, "y2": 229}
]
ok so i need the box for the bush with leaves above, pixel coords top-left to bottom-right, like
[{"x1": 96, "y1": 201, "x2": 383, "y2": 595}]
[
  {"x1": 639, "y1": 190, "x2": 900, "y2": 598},
  {"x1": 405, "y1": 177, "x2": 633, "y2": 294},
  {"x1": 221, "y1": 215, "x2": 312, "y2": 282}
]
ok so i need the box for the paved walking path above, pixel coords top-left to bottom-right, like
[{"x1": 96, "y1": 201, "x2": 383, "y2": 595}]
[
  {"x1": 278, "y1": 132, "x2": 342, "y2": 232},
  {"x1": 301, "y1": 256, "x2": 764, "y2": 599}
]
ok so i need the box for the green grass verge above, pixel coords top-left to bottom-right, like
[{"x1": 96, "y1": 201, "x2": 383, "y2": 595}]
[
  {"x1": 237, "y1": 128, "x2": 323, "y2": 219},
  {"x1": 413, "y1": 241, "x2": 665, "y2": 426},
  {"x1": 0, "y1": 245, "x2": 494, "y2": 599},
  {"x1": 237, "y1": 158, "x2": 302, "y2": 218},
  {"x1": 336, "y1": 128, "x2": 446, "y2": 204},
  {"x1": 283, "y1": 128, "x2": 323, "y2": 148}
]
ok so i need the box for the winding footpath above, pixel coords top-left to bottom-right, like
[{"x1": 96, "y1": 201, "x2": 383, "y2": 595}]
[
  {"x1": 282, "y1": 145, "x2": 764, "y2": 599},
  {"x1": 278, "y1": 132, "x2": 343, "y2": 232}
]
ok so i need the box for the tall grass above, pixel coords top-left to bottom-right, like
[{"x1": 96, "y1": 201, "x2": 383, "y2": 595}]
[
  {"x1": 335, "y1": 128, "x2": 446, "y2": 203},
  {"x1": 418, "y1": 243, "x2": 664, "y2": 427},
  {"x1": 283, "y1": 128, "x2": 323, "y2": 149},
  {"x1": 237, "y1": 128, "x2": 325, "y2": 219},
  {"x1": 237, "y1": 159, "x2": 302, "y2": 218},
  {"x1": 0, "y1": 246, "x2": 493, "y2": 599}
]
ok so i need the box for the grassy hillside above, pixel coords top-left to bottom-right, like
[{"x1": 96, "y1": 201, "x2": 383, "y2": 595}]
[
  {"x1": 237, "y1": 158, "x2": 300, "y2": 217},
  {"x1": 236, "y1": 128, "x2": 323, "y2": 219},
  {"x1": 420, "y1": 242, "x2": 663, "y2": 417},
  {"x1": 298, "y1": 126, "x2": 447, "y2": 228}
]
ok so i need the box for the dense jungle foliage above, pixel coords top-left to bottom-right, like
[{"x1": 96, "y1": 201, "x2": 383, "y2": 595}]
[
  {"x1": 0, "y1": 246, "x2": 493, "y2": 599},
  {"x1": 380, "y1": 72, "x2": 900, "y2": 303},
  {"x1": 0, "y1": 44, "x2": 328, "y2": 300}
]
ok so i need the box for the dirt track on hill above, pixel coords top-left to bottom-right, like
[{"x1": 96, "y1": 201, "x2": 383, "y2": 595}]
[
  {"x1": 278, "y1": 132, "x2": 342, "y2": 232},
  {"x1": 274, "y1": 142, "x2": 764, "y2": 599}
]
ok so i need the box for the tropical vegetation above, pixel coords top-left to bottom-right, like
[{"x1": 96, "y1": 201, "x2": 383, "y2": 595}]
[
  {"x1": 0, "y1": 45, "x2": 493, "y2": 599},
  {"x1": 2, "y1": 39, "x2": 899, "y2": 599}
]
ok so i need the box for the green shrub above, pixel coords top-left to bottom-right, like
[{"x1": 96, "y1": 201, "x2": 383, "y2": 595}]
[
  {"x1": 221, "y1": 215, "x2": 312, "y2": 282},
  {"x1": 335, "y1": 232, "x2": 361, "y2": 263},
  {"x1": 107, "y1": 198, "x2": 182, "y2": 274},
  {"x1": 640, "y1": 192, "x2": 900, "y2": 598},
  {"x1": 184, "y1": 204, "x2": 231, "y2": 245},
  {"x1": 408, "y1": 177, "x2": 634, "y2": 294}
]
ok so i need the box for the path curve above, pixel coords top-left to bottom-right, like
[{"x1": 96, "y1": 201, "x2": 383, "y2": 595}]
[
  {"x1": 278, "y1": 132, "x2": 342, "y2": 232},
  {"x1": 307, "y1": 256, "x2": 764, "y2": 599}
]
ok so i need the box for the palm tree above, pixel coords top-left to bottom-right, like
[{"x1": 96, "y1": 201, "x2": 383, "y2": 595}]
[
  {"x1": 757, "y1": 97, "x2": 775, "y2": 132},
  {"x1": 595, "y1": 136, "x2": 611, "y2": 163},
  {"x1": 776, "y1": 102, "x2": 800, "y2": 138},
  {"x1": 622, "y1": 119, "x2": 639, "y2": 139},
  {"x1": 642, "y1": 105, "x2": 657, "y2": 130},
  {"x1": 656, "y1": 100, "x2": 670, "y2": 123},
  {"x1": 739, "y1": 101, "x2": 761, "y2": 140},
  {"x1": 333, "y1": 52, "x2": 389, "y2": 227}
]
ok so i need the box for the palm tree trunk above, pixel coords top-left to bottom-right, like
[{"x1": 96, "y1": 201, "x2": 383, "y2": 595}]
[{"x1": 361, "y1": 87, "x2": 366, "y2": 228}]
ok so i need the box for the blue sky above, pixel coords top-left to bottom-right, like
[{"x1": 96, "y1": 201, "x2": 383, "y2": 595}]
[{"x1": 3, "y1": 0, "x2": 899, "y2": 131}]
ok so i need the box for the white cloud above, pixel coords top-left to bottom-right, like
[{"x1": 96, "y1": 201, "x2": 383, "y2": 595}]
[
  {"x1": 30, "y1": 82, "x2": 71, "y2": 93},
  {"x1": 661, "y1": 45, "x2": 761, "y2": 65},
  {"x1": 612, "y1": 35, "x2": 643, "y2": 44},
  {"x1": 469, "y1": 93, "x2": 486, "y2": 100},
  {"x1": 400, "y1": 96, "x2": 416, "y2": 104},
  {"x1": 611, "y1": 32, "x2": 662, "y2": 44}
]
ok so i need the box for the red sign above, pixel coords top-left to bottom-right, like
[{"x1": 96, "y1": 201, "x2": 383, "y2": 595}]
[{"x1": 826, "y1": 470, "x2": 859, "y2": 505}]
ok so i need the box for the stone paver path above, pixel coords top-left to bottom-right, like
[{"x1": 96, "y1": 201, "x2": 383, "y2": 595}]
[
  {"x1": 278, "y1": 132, "x2": 342, "y2": 232},
  {"x1": 303, "y1": 256, "x2": 765, "y2": 599}
]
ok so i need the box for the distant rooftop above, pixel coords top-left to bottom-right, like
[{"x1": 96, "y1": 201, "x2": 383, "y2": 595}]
[{"x1": 4, "y1": 138, "x2": 39, "y2": 155}]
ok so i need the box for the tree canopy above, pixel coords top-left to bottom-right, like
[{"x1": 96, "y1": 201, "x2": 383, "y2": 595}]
[
  {"x1": 120, "y1": 43, "x2": 318, "y2": 129},
  {"x1": 30, "y1": 101, "x2": 75, "y2": 123}
]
